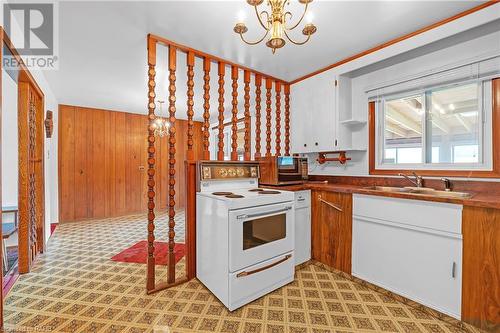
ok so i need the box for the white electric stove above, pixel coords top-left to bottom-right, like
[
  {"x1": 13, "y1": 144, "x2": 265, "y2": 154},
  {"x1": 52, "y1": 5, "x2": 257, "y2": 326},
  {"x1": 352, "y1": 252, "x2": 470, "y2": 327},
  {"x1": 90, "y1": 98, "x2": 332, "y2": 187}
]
[{"x1": 196, "y1": 161, "x2": 295, "y2": 311}]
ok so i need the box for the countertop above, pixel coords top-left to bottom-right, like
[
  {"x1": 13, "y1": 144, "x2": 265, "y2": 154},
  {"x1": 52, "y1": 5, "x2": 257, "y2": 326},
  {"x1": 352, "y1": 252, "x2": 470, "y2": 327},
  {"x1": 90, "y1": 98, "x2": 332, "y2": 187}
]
[{"x1": 263, "y1": 181, "x2": 500, "y2": 209}]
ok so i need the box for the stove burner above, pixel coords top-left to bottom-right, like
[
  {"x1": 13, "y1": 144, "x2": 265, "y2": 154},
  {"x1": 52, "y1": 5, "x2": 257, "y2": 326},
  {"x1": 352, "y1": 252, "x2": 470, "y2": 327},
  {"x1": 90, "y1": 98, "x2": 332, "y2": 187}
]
[
  {"x1": 258, "y1": 190, "x2": 281, "y2": 194},
  {"x1": 248, "y1": 188, "x2": 264, "y2": 192},
  {"x1": 225, "y1": 194, "x2": 244, "y2": 198},
  {"x1": 212, "y1": 192, "x2": 233, "y2": 196}
]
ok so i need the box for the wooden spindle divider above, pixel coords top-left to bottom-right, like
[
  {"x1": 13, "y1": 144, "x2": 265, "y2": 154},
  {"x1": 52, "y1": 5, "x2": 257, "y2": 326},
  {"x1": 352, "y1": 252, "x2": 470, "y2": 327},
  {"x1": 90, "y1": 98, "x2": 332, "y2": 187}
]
[
  {"x1": 217, "y1": 62, "x2": 225, "y2": 161},
  {"x1": 275, "y1": 82, "x2": 282, "y2": 156},
  {"x1": 284, "y1": 84, "x2": 291, "y2": 156},
  {"x1": 231, "y1": 66, "x2": 239, "y2": 161},
  {"x1": 265, "y1": 78, "x2": 273, "y2": 157},
  {"x1": 146, "y1": 38, "x2": 157, "y2": 292},
  {"x1": 202, "y1": 57, "x2": 211, "y2": 160},
  {"x1": 243, "y1": 70, "x2": 251, "y2": 161},
  {"x1": 145, "y1": 34, "x2": 293, "y2": 292},
  {"x1": 167, "y1": 45, "x2": 177, "y2": 284},
  {"x1": 186, "y1": 51, "x2": 195, "y2": 161},
  {"x1": 255, "y1": 75, "x2": 263, "y2": 159}
]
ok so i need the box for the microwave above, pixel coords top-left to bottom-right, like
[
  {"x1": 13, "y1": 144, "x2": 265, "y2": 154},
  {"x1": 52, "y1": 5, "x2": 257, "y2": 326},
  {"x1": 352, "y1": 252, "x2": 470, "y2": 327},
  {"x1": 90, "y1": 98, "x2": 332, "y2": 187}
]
[{"x1": 258, "y1": 156, "x2": 308, "y2": 186}]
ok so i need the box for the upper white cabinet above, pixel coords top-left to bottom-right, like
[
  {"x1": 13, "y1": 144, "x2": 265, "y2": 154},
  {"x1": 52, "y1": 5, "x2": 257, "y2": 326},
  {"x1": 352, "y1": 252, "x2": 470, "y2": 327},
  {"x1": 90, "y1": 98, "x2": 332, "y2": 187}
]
[{"x1": 290, "y1": 72, "x2": 338, "y2": 154}]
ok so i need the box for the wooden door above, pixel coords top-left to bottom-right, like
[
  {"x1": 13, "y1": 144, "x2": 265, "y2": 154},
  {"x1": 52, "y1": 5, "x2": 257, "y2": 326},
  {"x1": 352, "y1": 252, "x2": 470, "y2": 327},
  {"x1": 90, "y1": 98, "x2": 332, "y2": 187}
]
[
  {"x1": 125, "y1": 114, "x2": 147, "y2": 213},
  {"x1": 74, "y1": 106, "x2": 92, "y2": 220},
  {"x1": 18, "y1": 81, "x2": 44, "y2": 274},
  {"x1": 311, "y1": 190, "x2": 352, "y2": 273}
]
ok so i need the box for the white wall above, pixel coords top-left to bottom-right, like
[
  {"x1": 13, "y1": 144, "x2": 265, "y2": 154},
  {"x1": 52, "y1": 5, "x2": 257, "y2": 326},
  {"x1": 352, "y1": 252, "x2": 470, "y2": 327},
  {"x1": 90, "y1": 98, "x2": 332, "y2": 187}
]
[
  {"x1": 1, "y1": 70, "x2": 19, "y2": 214},
  {"x1": 306, "y1": 30, "x2": 500, "y2": 178}
]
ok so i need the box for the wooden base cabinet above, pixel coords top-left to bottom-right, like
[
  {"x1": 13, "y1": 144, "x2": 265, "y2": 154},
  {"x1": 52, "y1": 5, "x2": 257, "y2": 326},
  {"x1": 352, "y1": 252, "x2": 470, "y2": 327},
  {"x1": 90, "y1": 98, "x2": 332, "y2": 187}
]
[
  {"x1": 462, "y1": 206, "x2": 500, "y2": 332},
  {"x1": 311, "y1": 190, "x2": 352, "y2": 274}
]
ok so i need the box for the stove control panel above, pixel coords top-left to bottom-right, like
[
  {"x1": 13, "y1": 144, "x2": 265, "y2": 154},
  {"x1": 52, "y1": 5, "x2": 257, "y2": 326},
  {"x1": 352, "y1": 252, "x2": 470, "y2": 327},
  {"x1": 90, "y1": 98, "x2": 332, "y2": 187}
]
[{"x1": 199, "y1": 162, "x2": 259, "y2": 181}]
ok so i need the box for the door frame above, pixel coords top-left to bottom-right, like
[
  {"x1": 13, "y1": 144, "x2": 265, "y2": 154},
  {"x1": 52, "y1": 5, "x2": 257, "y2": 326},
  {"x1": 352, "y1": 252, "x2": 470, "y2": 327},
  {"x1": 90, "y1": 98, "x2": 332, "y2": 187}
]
[{"x1": 0, "y1": 26, "x2": 45, "y2": 298}]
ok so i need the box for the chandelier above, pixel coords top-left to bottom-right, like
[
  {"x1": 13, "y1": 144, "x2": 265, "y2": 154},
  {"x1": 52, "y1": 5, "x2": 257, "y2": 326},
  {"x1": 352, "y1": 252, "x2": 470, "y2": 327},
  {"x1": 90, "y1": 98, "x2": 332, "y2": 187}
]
[
  {"x1": 234, "y1": 0, "x2": 317, "y2": 54},
  {"x1": 151, "y1": 100, "x2": 169, "y2": 138}
]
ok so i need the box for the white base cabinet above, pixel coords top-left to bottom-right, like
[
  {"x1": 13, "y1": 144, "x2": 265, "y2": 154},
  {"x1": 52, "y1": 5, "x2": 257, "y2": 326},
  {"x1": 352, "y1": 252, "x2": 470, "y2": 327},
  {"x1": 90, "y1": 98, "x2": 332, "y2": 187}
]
[
  {"x1": 352, "y1": 194, "x2": 463, "y2": 319},
  {"x1": 294, "y1": 190, "x2": 311, "y2": 265}
]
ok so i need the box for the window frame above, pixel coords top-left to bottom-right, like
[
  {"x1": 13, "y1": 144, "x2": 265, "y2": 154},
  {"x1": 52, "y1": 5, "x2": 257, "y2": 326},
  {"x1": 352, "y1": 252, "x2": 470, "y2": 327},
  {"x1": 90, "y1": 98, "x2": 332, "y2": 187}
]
[{"x1": 369, "y1": 78, "x2": 500, "y2": 178}]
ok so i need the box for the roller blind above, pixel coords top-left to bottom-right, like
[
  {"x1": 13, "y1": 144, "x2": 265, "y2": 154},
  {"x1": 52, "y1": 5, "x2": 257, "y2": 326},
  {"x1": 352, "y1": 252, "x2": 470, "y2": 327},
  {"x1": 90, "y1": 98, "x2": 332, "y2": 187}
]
[{"x1": 367, "y1": 54, "x2": 500, "y2": 100}]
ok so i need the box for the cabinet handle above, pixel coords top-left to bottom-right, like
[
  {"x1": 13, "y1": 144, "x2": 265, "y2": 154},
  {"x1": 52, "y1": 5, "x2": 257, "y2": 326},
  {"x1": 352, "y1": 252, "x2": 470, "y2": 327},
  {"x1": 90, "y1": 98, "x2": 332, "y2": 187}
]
[
  {"x1": 451, "y1": 262, "x2": 456, "y2": 278},
  {"x1": 315, "y1": 142, "x2": 318, "y2": 146},
  {"x1": 304, "y1": 144, "x2": 307, "y2": 147},
  {"x1": 318, "y1": 195, "x2": 343, "y2": 212},
  {"x1": 297, "y1": 198, "x2": 305, "y2": 202}
]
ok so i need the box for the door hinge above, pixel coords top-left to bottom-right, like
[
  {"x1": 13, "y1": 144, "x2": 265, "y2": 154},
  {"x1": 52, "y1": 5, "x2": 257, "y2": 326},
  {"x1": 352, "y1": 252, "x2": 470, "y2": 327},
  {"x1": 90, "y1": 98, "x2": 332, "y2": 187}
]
[{"x1": 335, "y1": 80, "x2": 338, "y2": 87}]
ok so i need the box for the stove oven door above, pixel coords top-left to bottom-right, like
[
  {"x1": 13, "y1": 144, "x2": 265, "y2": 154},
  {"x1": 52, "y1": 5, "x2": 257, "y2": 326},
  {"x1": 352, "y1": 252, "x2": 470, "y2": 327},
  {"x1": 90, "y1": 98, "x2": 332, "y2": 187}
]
[{"x1": 229, "y1": 202, "x2": 294, "y2": 272}]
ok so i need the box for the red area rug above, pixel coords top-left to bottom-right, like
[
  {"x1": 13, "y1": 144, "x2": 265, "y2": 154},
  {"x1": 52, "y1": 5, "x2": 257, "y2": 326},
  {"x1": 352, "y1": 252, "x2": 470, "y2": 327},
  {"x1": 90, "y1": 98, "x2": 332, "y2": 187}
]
[{"x1": 111, "y1": 241, "x2": 185, "y2": 265}]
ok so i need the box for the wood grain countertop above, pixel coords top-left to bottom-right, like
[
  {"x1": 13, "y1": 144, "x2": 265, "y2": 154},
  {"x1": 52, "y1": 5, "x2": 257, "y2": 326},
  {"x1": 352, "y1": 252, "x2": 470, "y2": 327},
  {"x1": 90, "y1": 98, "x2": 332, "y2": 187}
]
[{"x1": 263, "y1": 181, "x2": 500, "y2": 210}]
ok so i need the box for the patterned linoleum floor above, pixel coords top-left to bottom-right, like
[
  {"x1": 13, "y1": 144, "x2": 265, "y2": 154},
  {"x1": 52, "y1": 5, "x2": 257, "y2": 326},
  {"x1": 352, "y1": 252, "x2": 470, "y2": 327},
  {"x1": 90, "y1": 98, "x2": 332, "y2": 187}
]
[{"x1": 4, "y1": 212, "x2": 482, "y2": 333}]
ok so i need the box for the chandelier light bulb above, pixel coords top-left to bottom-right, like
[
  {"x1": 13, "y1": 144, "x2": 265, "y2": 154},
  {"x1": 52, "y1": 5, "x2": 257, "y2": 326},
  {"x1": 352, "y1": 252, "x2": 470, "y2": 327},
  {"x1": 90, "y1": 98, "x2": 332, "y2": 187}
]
[
  {"x1": 306, "y1": 11, "x2": 314, "y2": 24},
  {"x1": 237, "y1": 10, "x2": 246, "y2": 23}
]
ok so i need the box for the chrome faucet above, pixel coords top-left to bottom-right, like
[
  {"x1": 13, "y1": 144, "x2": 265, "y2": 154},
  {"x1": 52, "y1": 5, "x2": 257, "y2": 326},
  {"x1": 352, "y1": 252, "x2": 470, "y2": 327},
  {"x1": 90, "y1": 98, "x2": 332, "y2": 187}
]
[{"x1": 398, "y1": 172, "x2": 423, "y2": 188}]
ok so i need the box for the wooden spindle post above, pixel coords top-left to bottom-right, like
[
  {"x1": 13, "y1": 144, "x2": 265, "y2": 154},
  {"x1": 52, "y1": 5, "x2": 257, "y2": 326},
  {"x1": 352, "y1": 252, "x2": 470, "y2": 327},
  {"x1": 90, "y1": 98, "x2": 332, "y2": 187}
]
[
  {"x1": 275, "y1": 81, "x2": 282, "y2": 156},
  {"x1": 284, "y1": 84, "x2": 291, "y2": 156},
  {"x1": 202, "y1": 57, "x2": 211, "y2": 160},
  {"x1": 217, "y1": 62, "x2": 225, "y2": 161},
  {"x1": 254, "y1": 75, "x2": 262, "y2": 159},
  {"x1": 265, "y1": 78, "x2": 273, "y2": 157},
  {"x1": 186, "y1": 51, "x2": 195, "y2": 161},
  {"x1": 146, "y1": 37, "x2": 157, "y2": 292},
  {"x1": 243, "y1": 70, "x2": 251, "y2": 161},
  {"x1": 231, "y1": 66, "x2": 239, "y2": 161},
  {"x1": 167, "y1": 45, "x2": 177, "y2": 284}
]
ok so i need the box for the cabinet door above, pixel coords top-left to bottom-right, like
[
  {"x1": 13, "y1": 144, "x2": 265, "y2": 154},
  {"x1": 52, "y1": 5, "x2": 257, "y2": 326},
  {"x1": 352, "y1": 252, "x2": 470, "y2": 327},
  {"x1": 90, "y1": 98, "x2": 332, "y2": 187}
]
[
  {"x1": 295, "y1": 206, "x2": 311, "y2": 265},
  {"x1": 311, "y1": 191, "x2": 352, "y2": 273},
  {"x1": 353, "y1": 216, "x2": 462, "y2": 318},
  {"x1": 290, "y1": 78, "x2": 312, "y2": 153},
  {"x1": 311, "y1": 74, "x2": 336, "y2": 152}
]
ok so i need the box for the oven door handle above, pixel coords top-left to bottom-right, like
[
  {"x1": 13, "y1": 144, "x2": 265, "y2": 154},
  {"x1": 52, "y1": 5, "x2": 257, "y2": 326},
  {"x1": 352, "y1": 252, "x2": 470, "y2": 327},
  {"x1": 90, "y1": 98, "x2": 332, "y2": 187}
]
[
  {"x1": 236, "y1": 206, "x2": 292, "y2": 220},
  {"x1": 236, "y1": 254, "x2": 292, "y2": 278}
]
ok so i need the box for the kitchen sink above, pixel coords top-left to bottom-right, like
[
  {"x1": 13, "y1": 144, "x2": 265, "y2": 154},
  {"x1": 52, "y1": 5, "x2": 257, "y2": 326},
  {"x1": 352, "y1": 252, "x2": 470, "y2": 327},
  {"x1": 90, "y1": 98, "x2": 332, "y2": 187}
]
[
  {"x1": 409, "y1": 188, "x2": 472, "y2": 198},
  {"x1": 364, "y1": 186, "x2": 473, "y2": 198},
  {"x1": 364, "y1": 186, "x2": 413, "y2": 193}
]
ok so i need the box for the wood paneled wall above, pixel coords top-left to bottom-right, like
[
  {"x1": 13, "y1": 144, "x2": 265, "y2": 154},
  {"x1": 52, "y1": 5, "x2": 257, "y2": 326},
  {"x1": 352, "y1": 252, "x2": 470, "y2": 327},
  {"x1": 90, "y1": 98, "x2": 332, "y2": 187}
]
[{"x1": 58, "y1": 105, "x2": 203, "y2": 222}]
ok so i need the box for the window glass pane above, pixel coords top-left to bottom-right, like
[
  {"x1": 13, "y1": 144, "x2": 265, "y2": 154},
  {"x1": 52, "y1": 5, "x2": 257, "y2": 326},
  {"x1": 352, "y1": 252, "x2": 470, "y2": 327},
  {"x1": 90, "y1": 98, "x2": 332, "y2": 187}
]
[
  {"x1": 384, "y1": 148, "x2": 396, "y2": 164},
  {"x1": 431, "y1": 146, "x2": 440, "y2": 163},
  {"x1": 384, "y1": 95, "x2": 423, "y2": 164},
  {"x1": 453, "y1": 145, "x2": 479, "y2": 163},
  {"x1": 397, "y1": 147, "x2": 422, "y2": 164},
  {"x1": 428, "y1": 83, "x2": 480, "y2": 164}
]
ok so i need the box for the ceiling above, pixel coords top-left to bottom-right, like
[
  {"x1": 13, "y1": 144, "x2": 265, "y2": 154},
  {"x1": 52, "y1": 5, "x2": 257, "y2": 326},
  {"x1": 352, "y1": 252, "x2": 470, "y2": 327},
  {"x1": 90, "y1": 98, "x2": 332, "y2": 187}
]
[{"x1": 43, "y1": 1, "x2": 487, "y2": 117}]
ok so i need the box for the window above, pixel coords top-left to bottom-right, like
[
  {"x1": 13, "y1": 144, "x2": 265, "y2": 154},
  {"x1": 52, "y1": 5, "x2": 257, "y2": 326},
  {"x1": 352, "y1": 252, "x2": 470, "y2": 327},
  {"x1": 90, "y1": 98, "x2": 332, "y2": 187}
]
[
  {"x1": 210, "y1": 118, "x2": 249, "y2": 161},
  {"x1": 374, "y1": 80, "x2": 494, "y2": 172}
]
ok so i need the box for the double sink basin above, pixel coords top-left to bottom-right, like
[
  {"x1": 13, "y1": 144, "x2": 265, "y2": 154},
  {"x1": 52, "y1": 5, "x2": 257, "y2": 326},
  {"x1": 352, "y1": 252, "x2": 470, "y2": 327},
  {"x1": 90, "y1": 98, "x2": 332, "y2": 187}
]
[{"x1": 364, "y1": 186, "x2": 473, "y2": 199}]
